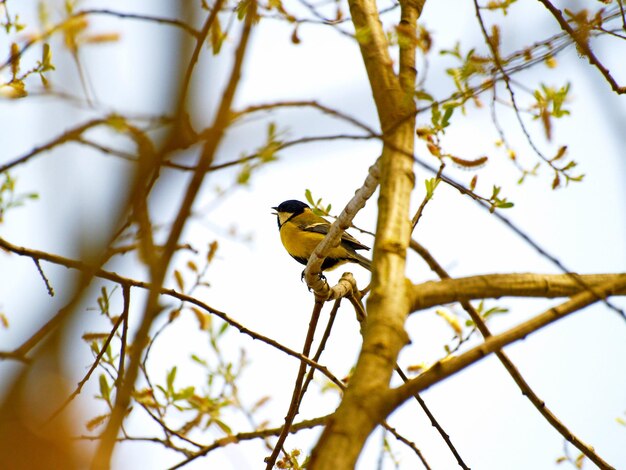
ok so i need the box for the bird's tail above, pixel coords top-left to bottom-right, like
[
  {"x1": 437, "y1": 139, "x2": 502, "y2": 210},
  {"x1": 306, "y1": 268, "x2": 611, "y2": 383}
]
[{"x1": 353, "y1": 252, "x2": 371, "y2": 271}]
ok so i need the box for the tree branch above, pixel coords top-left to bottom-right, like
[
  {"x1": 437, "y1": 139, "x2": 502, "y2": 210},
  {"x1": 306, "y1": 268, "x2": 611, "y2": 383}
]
[
  {"x1": 0, "y1": 236, "x2": 345, "y2": 390},
  {"x1": 409, "y1": 272, "x2": 626, "y2": 313},
  {"x1": 390, "y1": 278, "x2": 626, "y2": 424},
  {"x1": 0, "y1": 119, "x2": 108, "y2": 174},
  {"x1": 304, "y1": 162, "x2": 380, "y2": 296},
  {"x1": 537, "y1": 0, "x2": 625, "y2": 94},
  {"x1": 170, "y1": 415, "x2": 330, "y2": 469},
  {"x1": 309, "y1": 0, "x2": 421, "y2": 466},
  {"x1": 75, "y1": 9, "x2": 201, "y2": 38},
  {"x1": 92, "y1": 2, "x2": 256, "y2": 466},
  {"x1": 265, "y1": 299, "x2": 324, "y2": 468},
  {"x1": 411, "y1": 241, "x2": 616, "y2": 469}
]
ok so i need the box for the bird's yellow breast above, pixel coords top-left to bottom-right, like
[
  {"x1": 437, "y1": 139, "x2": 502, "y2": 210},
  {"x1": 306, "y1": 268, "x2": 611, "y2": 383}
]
[
  {"x1": 280, "y1": 221, "x2": 325, "y2": 259},
  {"x1": 279, "y1": 220, "x2": 355, "y2": 265}
]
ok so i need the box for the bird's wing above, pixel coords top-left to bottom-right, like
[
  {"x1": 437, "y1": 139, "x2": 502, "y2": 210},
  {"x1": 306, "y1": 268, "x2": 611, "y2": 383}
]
[
  {"x1": 340, "y1": 230, "x2": 370, "y2": 251},
  {"x1": 302, "y1": 222, "x2": 370, "y2": 251},
  {"x1": 301, "y1": 222, "x2": 330, "y2": 235}
]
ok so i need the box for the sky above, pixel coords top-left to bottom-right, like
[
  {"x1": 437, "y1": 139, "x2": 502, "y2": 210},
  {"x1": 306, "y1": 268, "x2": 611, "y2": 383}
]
[{"x1": 0, "y1": 0, "x2": 625, "y2": 469}]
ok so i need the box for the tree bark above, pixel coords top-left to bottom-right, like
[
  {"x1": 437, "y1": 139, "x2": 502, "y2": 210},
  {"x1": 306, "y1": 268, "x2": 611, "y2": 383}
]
[{"x1": 309, "y1": 0, "x2": 423, "y2": 467}]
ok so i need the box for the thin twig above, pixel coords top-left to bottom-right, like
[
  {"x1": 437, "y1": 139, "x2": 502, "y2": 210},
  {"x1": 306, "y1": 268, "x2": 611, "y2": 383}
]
[
  {"x1": 0, "y1": 119, "x2": 108, "y2": 173},
  {"x1": 473, "y1": 0, "x2": 556, "y2": 170},
  {"x1": 537, "y1": 0, "x2": 625, "y2": 94},
  {"x1": 382, "y1": 421, "x2": 432, "y2": 470},
  {"x1": 45, "y1": 305, "x2": 127, "y2": 424},
  {"x1": 0, "y1": 236, "x2": 345, "y2": 389},
  {"x1": 33, "y1": 258, "x2": 54, "y2": 296},
  {"x1": 394, "y1": 365, "x2": 468, "y2": 470},
  {"x1": 409, "y1": 158, "x2": 626, "y2": 321},
  {"x1": 304, "y1": 159, "x2": 380, "y2": 295},
  {"x1": 169, "y1": 415, "x2": 330, "y2": 469},
  {"x1": 296, "y1": 298, "x2": 342, "y2": 411},
  {"x1": 75, "y1": 9, "x2": 201, "y2": 38},
  {"x1": 411, "y1": 162, "x2": 444, "y2": 230},
  {"x1": 264, "y1": 299, "x2": 324, "y2": 469},
  {"x1": 116, "y1": 284, "x2": 130, "y2": 388},
  {"x1": 177, "y1": 0, "x2": 224, "y2": 113},
  {"x1": 617, "y1": 0, "x2": 626, "y2": 30}
]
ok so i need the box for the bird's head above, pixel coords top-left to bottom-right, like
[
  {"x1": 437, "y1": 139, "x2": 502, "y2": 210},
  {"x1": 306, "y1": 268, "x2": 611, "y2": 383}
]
[{"x1": 271, "y1": 200, "x2": 309, "y2": 228}]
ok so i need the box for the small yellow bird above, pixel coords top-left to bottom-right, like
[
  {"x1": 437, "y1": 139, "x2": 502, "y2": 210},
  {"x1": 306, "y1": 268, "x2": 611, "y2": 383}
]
[{"x1": 272, "y1": 200, "x2": 371, "y2": 272}]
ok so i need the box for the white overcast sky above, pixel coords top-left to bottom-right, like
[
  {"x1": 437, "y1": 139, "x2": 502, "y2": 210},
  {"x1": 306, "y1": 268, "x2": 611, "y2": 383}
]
[{"x1": 0, "y1": 0, "x2": 625, "y2": 469}]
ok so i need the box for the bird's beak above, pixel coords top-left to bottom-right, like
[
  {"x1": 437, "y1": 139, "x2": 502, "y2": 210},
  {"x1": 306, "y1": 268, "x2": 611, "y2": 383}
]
[{"x1": 271, "y1": 206, "x2": 278, "y2": 215}]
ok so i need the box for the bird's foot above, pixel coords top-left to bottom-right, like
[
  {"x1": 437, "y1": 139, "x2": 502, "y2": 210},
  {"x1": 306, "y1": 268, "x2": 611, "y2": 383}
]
[{"x1": 301, "y1": 269, "x2": 326, "y2": 284}]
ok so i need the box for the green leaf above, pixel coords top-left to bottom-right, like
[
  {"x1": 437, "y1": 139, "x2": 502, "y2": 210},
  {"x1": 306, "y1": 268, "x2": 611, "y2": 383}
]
[
  {"x1": 304, "y1": 189, "x2": 314, "y2": 206},
  {"x1": 86, "y1": 413, "x2": 109, "y2": 431},
  {"x1": 483, "y1": 306, "x2": 509, "y2": 318},
  {"x1": 210, "y1": 17, "x2": 225, "y2": 55},
  {"x1": 99, "y1": 286, "x2": 109, "y2": 315},
  {"x1": 174, "y1": 386, "x2": 195, "y2": 401},
  {"x1": 236, "y1": 163, "x2": 251, "y2": 185},
  {"x1": 567, "y1": 174, "x2": 585, "y2": 183},
  {"x1": 268, "y1": 121, "x2": 277, "y2": 139},
  {"x1": 424, "y1": 177, "x2": 440, "y2": 199},
  {"x1": 431, "y1": 103, "x2": 441, "y2": 127},
  {"x1": 99, "y1": 374, "x2": 110, "y2": 403},
  {"x1": 439, "y1": 42, "x2": 462, "y2": 59},
  {"x1": 191, "y1": 354, "x2": 207, "y2": 366},
  {"x1": 105, "y1": 344, "x2": 114, "y2": 363},
  {"x1": 415, "y1": 90, "x2": 434, "y2": 101},
  {"x1": 214, "y1": 419, "x2": 233, "y2": 435},
  {"x1": 166, "y1": 366, "x2": 177, "y2": 394},
  {"x1": 441, "y1": 105, "x2": 454, "y2": 128},
  {"x1": 236, "y1": 0, "x2": 251, "y2": 20},
  {"x1": 41, "y1": 43, "x2": 55, "y2": 71}
]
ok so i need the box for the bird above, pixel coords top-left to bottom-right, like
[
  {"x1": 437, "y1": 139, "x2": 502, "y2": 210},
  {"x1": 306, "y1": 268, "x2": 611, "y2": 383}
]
[{"x1": 272, "y1": 200, "x2": 371, "y2": 272}]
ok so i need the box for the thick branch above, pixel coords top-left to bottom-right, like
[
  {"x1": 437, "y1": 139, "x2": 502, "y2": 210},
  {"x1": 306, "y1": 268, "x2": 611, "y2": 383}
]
[
  {"x1": 346, "y1": 0, "x2": 404, "y2": 128},
  {"x1": 398, "y1": 0, "x2": 425, "y2": 97},
  {"x1": 410, "y1": 273, "x2": 626, "y2": 312},
  {"x1": 391, "y1": 278, "x2": 626, "y2": 410},
  {"x1": 411, "y1": 242, "x2": 616, "y2": 469},
  {"x1": 309, "y1": 0, "x2": 420, "y2": 467}
]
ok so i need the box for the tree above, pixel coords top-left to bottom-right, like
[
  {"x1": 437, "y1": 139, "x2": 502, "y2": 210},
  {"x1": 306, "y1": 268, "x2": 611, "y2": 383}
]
[{"x1": 0, "y1": 0, "x2": 625, "y2": 469}]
